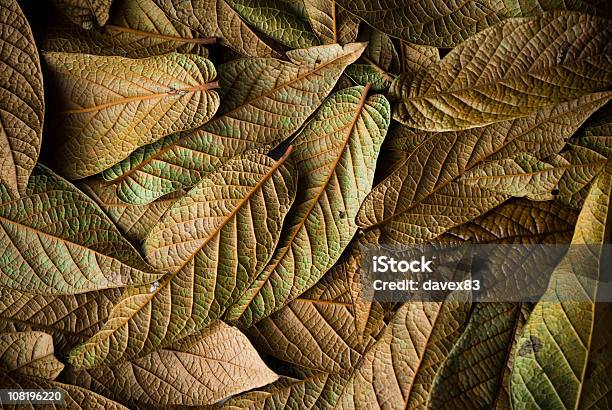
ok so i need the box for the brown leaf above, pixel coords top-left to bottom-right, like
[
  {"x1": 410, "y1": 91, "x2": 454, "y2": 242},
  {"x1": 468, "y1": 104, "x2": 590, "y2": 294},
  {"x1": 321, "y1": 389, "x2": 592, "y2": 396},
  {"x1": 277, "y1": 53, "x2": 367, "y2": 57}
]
[
  {"x1": 64, "y1": 322, "x2": 278, "y2": 407},
  {"x1": 0, "y1": 0, "x2": 44, "y2": 197}
]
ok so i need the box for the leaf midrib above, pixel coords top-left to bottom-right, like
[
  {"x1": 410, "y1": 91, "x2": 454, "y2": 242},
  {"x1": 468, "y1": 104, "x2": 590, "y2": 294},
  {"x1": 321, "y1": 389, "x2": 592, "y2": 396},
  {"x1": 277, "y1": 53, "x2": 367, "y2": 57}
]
[
  {"x1": 62, "y1": 82, "x2": 219, "y2": 114},
  {"x1": 105, "y1": 25, "x2": 216, "y2": 45}
]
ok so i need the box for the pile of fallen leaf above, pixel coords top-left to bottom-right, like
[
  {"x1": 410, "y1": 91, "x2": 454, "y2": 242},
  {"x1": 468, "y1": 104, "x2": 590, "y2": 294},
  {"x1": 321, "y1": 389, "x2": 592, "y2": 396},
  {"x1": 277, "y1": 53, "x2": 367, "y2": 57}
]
[{"x1": 0, "y1": 0, "x2": 610, "y2": 408}]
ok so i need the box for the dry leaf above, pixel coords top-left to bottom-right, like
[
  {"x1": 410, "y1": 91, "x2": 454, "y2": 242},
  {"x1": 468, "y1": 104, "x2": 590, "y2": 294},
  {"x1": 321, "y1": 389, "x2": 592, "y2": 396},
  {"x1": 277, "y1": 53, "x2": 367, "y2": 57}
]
[
  {"x1": 0, "y1": 165, "x2": 160, "y2": 294},
  {"x1": 44, "y1": 51, "x2": 220, "y2": 179},
  {"x1": 48, "y1": 0, "x2": 112, "y2": 28},
  {"x1": 0, "y1": 332, "x2": 64, "y2": 380},
  {"x1": 225, "y1": 86, "x2": 389, "y2": 327},
  {"x1": 68, "y1": 150, "x2": 297, "y2": 368},
  {"x1": 44, "y1": 0, "x2": 215, "y2": 57},
  {"x1": 0, "y1": 0, "x2": 44, "y2": 197},
  {"x1": 391, "y1": 13, "x2": 612, "y2": 131},
  {"x1": 357, "y1": 93, "x2": 610, "y2": 243},
  {"x1": 64, "y1": 322, "x2": 278, "y2": 406}
]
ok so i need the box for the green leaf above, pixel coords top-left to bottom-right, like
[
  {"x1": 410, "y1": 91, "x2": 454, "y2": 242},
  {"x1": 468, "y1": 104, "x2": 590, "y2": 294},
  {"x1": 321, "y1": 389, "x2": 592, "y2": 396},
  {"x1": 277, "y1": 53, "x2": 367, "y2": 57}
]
[
  {"x1": 391, "y1": 13, "x2": 612, "y2": 131},
  {"x1": 356, "y1": 93, "x2": 611, "y2": 244},
  {"x1": 64, "y1": 322, "x2": 278, "y2": 407},
  {"x1": 103, "y1": 43, "x2": 366, "y2": 205},
  {"x1": 511, "y1": 158, "x2": 612, "y2": 409},
  {"x1": 226, "y1": 0, "x2": 319, "y2": 49},
  {"x1": 44, "y1": 52, "x2": 220, "y2": 179},
  {"x1": 225, "y1": 86, "x2": 390, "y2": 327},
  {"x1": 0, "y1": 165, "x2": 160, "y2": 295},
  {"x1": 0, "y1": 0, "x2": 44, "y2": 197},
  {"x1": 0, "y1": 332, "x2": 64, "y2": 380},
  {"x1": 67, "y1": 150, "x2": 297, "y2": 368}
]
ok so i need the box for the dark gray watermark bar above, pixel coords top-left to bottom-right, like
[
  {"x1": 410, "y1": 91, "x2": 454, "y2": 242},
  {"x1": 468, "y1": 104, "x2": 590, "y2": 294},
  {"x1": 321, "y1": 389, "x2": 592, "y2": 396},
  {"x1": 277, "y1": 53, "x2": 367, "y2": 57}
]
[{"x1": 360, "y1": 244, "x2": 612, "y2": 302}]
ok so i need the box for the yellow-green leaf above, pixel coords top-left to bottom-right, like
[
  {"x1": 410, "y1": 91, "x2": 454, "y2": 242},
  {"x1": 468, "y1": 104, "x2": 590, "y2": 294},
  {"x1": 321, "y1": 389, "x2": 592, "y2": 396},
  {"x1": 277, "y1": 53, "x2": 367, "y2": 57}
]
[
  {"x1": 225, "y1": 86, "x2": 390, "y2": 327},
  {"x1": 428, "y1": 199, "x2": 578, "y2": 409},
  {"x1": 226, "y1": 0, "x2": 319, "y2": 49},
  {"x1": 511, "y1": 158, "x2": 612, "y2": 409}
]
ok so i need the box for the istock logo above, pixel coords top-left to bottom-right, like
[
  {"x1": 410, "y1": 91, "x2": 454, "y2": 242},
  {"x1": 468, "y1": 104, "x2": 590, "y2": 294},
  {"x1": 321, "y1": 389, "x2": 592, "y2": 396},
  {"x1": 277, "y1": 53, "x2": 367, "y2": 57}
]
[{"x1": 372, "y1": 255, "x2": 433, "y2": 273}]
